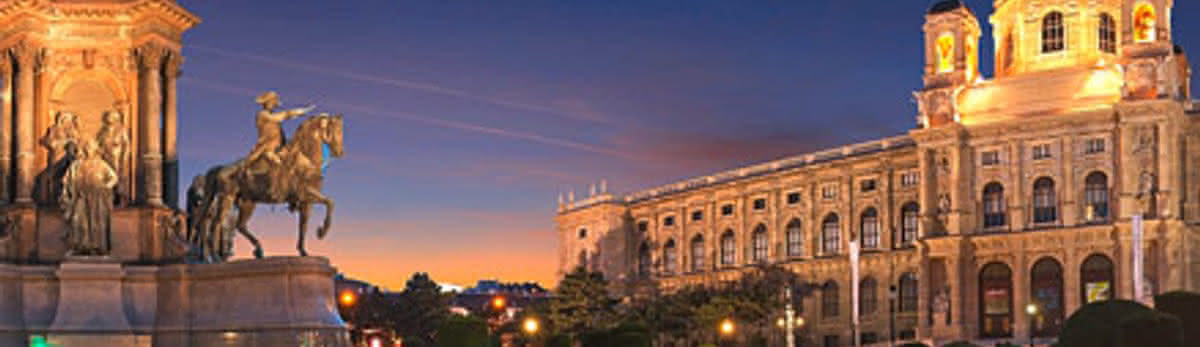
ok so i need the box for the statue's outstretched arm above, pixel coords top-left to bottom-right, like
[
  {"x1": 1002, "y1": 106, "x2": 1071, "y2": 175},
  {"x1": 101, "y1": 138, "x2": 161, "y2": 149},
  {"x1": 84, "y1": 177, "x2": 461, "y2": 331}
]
[{"x1": 285, "y1": 105, "x2": 316, "y2": 119}]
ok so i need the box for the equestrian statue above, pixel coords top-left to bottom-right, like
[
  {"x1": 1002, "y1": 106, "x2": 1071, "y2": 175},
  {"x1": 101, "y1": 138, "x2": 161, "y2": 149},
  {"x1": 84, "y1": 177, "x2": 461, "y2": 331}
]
[{"x1": 187, "y1": 91, "x2": 344, "y2": 262}]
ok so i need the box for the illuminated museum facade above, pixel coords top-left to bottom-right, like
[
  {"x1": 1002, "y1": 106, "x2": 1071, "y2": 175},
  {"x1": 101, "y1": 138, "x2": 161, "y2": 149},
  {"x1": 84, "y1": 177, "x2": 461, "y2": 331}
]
[{"x1": 556, "y1": 0, "x2": 1196, "y2": 344}]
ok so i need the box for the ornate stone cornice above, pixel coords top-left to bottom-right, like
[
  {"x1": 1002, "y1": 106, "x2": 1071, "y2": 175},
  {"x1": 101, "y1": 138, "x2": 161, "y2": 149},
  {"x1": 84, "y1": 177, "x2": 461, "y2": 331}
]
[{"x1": 0, "y1": 0, "x2": 200, "y2": 30}]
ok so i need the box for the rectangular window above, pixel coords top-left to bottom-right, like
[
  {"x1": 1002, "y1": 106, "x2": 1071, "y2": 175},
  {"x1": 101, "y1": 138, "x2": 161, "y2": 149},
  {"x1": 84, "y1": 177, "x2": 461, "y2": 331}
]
[
  {"x1": 753, "y1": 198, "x2": 767, "y2": 210},
  {"x1": 981, "y1": 151, "x2": 1000, "y2": 166},
  {"x1": 663, "y1": 216, "x2": 675, "y2": 227},
  {"x1": 860, "y1": 179, "x2": 877, "y2": 193},
  {"x1": 1032, "y1": 144, "x2": 1052, "y2": 160},
  {"x1": 821, "y1": 185, "x2": 838, "y2": 200},
  {"x1": 787, "y1": 192, "x2": 802, "y2": 205},
  {"x1": 691, "y1": 211, "x2": 703, "y2": 221},
  {"x1": 721, "y1": 204, "x2": 734, "y2": 216},
  {"x1": 1085, "y1": 138, "x2": 1105, "y2": 154},
  {"x1": 901, "y1": 172, "x2": 919, "y2": 187}
]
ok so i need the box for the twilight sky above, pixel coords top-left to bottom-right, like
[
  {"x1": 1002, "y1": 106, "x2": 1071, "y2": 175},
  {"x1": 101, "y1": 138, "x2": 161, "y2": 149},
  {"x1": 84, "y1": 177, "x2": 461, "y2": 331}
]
[{"x1": 173, "y1": 1, "x2": 1200, "y2": 290}]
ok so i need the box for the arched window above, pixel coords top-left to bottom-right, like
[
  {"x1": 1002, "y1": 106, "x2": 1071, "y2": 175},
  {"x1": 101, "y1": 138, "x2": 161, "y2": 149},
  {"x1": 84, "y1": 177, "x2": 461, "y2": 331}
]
[
  {"x1": 860, "y1": 208, "x2": 879, "y2": 249},
  {"x1": 1085, "y1": 172, "x2": 1109, "y2": 221},
  {"x1": 637, "y1": 243, "x2": 651, "y2": 277},
  {"x1": 979, "y1": 262, "x2": 1014, "y2": 338},
  {"x1": 720, "y1": 230, "x2": 736, "y2": 266},
  {"x1": 936, "y1": 33, "x2": 956, "y2": 73},
  {"x1": 1031, "y1": 258, "x2": 1064, "y2": 337},
  {"x1": 860, "y1": 277, "x2": 878, "y2": 315},
  {"x1": 822, "y1": 214, "x2": 841, "y2": 254},
  {"x1": 1133, "y1": 3, "x2": 1157, "y2": 43},
  {"x1": 1099, "y1": 13, "x2": 1117, "y2": 53},
  {"x1": 786, "y1": 219, "x2": 804, "y2": 257},
  {"x1": 690, "y1": 235, "x2": 705, "y2": 272},
  {"x1": 1081, "y1": 254, "x2": 1115, "y2": 304},
  {"x1": 663, "y1": 239, "x2": 678, "y2": 275},
  {"x1": 1033, "y1": 177, "x2": 1058, "y2": 224},
  {"x1": 900, "y1": 203, "x2": 920, "y2": 247},
  {"x1": 1042, "y1": 12, "x2": 1065, "y2": 53},
  {"x1": 983, "y1": 183, "x2": 1007, "y2": 228},
  {"x1": 899, "y1": 273, "x2": 919, "y2": 312},
  {"x1": 752, "y1": 225, "x2": 768, "y2": 263},
  {"x1": 822, "y1": 281, "x2": 840, "y2": 318}
]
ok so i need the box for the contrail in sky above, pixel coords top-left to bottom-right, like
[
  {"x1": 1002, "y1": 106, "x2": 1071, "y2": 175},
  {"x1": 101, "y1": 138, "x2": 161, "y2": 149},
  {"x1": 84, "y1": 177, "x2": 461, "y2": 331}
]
[
  {"x1": 187, "y1": 44, "x2": 610, "y2": 123},
  {"x1": 180, "y1": 77, "x2": 637, "y2": 160}
]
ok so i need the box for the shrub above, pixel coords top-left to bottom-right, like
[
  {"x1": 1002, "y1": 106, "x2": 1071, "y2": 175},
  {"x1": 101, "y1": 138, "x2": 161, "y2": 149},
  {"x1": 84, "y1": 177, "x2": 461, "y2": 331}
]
[
  {"x1": 545, "y1": 334, "x2": 572, "y2": 347},
  {"x1": 941, "y1": 341, "x2": 981, "y2": 347},
  {"x1": 434, "y1": 315, "x2": 491, "y2": 347},
  {"x1": 1057, "y1": 300, "x2": 1153, "y2": 347},
  {"x1": 1117, "y1": 310, "x2": 1184, "y2": 347},
  {"x1": 899, "y1": 343, "x2": 930, "y2": 347},
  {"x1": 1154, "y1": 291, "x2": 1200, "y2": 346}
]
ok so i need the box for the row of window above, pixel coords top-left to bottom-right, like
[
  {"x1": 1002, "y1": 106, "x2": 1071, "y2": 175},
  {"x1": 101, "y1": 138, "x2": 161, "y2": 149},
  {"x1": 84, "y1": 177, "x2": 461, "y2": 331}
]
[
  {"x1": 982, "y1": 172, "x2": 1110, "y2": 229},
  {"x1": 979, "y1": 139, "x2": 1106, "y2": 167},
  {"x1": 820, "y1": 273, "x2": 919, "y2": 319},
  {"x1": 639, "y1": 203, "x2": 921, "y2": 276},
  {"x1": 639, "y1": 173, "x2": 920, "y2": 231},
  {"x1": 1040, "y1": 12, "x2": 1117, "y2": 54}
]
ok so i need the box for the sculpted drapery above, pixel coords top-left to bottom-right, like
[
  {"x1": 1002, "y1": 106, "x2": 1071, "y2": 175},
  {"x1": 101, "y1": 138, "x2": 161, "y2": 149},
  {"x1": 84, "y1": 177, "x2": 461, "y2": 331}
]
[{"x1": 60, "y1": 140, "x2": 118, "y2": 256}]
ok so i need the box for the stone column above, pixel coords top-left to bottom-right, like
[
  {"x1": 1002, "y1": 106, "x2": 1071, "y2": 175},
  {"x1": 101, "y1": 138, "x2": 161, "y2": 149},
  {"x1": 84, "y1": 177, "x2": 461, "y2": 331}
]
[
  {"x1": 136, "y1": 45, "x2": 166, "y2": 207},
  {"x1": 0, "y1": 54, "x2": 11, "y2": 204},
  {"x1": 162, "y1": 53, "x2": 182, "y2": 209},
  {"x1": 10, "y1": 44, "x2": 37, "y2": 204}
]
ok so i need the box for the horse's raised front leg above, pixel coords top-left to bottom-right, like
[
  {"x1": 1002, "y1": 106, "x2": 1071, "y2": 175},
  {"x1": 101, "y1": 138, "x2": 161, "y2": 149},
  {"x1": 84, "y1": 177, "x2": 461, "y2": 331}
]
[
  {"x1": 207, "y1": 194, "x2": 235, "y2": 262},
  {"x1": 307, "y1": 187, "x2": 334, "y2": 239},
  {"x1": 297, "y1": 202, "x2": 311, "y2": 257},
  {"x1": 235, "y1": 199, "x2": 264, "y2": 259}
]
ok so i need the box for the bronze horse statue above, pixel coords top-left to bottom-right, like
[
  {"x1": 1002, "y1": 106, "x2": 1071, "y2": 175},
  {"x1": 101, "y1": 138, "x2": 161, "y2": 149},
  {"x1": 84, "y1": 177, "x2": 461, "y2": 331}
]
[{"x1": 188, "y1": 114, "x2": 344, "y2": 262}]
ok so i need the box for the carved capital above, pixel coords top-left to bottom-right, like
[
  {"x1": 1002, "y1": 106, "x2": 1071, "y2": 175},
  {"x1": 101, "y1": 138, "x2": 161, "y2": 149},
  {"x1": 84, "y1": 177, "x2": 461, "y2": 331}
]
[
  {"x1": 8, "y1": 42, "x2": 43, "y2": 68},
  {"x1": 164, "y1": 53, "x2": 183, "y2": 78},
  {"x1": 134, "y1": 45, "x2": 169, "y2": 70}
]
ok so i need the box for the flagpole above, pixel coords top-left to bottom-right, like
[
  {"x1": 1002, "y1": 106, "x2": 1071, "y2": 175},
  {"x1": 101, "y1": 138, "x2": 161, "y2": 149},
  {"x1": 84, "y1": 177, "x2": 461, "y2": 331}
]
[{"x1": 851, "y1": 240, "x2": 861, "y2": 347}]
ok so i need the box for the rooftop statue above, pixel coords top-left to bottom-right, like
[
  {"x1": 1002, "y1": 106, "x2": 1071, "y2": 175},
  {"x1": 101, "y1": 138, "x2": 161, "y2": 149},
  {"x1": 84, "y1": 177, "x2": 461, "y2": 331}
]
[{"x1": 187, "y1": 91, "x2": 344, "y2": 262}]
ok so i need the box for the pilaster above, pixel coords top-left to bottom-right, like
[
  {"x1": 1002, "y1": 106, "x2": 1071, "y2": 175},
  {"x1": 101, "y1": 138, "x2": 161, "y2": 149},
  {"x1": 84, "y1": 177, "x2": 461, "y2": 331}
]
[
  {"x1": 9, "y1": 43, "x2": 38, "y2": 204},
  {"x1": 0, "y1": 53, "x2": 10, "y2": 204},
  {"x1": 162, "y1": 53, "x2": 181, "y2": 209}
]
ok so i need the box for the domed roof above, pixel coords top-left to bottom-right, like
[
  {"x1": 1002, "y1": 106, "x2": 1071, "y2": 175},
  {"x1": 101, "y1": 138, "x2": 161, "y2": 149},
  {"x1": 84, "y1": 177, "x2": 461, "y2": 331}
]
[{"x1": 928, "y1": 0, "x2": 966, "y2": 14}]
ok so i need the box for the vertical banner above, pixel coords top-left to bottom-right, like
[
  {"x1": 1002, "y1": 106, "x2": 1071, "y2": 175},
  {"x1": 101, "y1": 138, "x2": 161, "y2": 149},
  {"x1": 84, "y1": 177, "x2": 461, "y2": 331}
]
[
  {"x1": 1132, "y1": 214, "x2": 1144, "y2": 305},
  {"x1": 850, "y1": 240, "x2": 860, "y2": 347}
]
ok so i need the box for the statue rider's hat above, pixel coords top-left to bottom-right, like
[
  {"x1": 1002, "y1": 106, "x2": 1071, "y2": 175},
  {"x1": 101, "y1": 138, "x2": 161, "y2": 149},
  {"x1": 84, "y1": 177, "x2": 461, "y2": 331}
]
[{"x1": 255, "y1": 91, "x2": 279, "y2": 106}]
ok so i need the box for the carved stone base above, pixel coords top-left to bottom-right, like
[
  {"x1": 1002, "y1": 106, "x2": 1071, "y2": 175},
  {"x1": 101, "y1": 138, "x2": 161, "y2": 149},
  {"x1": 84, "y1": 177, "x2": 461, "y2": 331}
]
[{"x1": 0, "y1": 257, "x2": 349, "y2": 347}]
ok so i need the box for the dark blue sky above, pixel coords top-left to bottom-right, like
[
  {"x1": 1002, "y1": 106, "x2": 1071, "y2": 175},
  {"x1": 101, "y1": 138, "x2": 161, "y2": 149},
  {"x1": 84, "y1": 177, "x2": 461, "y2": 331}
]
[{"x1": 173, "y1": 0, "x2": 1200, "y2": 288}]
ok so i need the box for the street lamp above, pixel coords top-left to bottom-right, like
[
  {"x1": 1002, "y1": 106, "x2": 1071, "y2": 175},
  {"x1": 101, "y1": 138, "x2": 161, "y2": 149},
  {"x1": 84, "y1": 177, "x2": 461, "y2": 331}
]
[
  {"x1": 1025, "y1": 303, "x2": 1039, "y2": 347},
  {"x1": 492, "y1": 296, "x2": 507, "y2": 311},
  {"x1": 339, "y1": 290, "x2": 357, "y2": 307},
  {"x1": 523, "y1": 317, "x2": 540, "y2": 335},
  {"x1": 888, "y1": 285, "x2": 898, "y2": 347},
  {"x1": 719, "y1": 318, "x2": 736, "y2": 337}
]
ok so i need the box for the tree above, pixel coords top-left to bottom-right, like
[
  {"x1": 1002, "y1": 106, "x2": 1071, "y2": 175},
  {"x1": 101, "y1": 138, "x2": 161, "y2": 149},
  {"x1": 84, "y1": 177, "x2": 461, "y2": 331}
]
[
  {"x1": 545, "y1": 266, "x2": 619, "y2": 338},
  {"x1": 435, "y1": 315, "x2": 493, "y2": 347},
  {"x1": 1057, "y1": 300, "x2": 1153, "y2": 347},
  {"x1": 394, "y1": 272, "x2": 451, "y2": 345},
  {"x1": 1155, "y1": 291, "x2": 1200, "y2": 346}
]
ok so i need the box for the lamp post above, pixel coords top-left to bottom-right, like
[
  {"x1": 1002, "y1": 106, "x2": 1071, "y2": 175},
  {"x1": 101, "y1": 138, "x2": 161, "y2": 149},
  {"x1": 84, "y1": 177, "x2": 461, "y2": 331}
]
[
  {"x1": 1025, "y1": 303, "x2": 1039, "y2": 347},
  {"x1": 888, "y1": 285, "x2": 897, "y2": 347},
  {"x1": 719, "y1": 317, "x2": 735, "y2": 344}
]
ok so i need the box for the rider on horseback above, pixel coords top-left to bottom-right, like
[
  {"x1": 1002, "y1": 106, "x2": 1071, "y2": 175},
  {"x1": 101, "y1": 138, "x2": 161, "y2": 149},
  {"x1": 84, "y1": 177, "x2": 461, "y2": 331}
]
[{"x1": 246, "y1": 91, "x2": 315, "y2": 173}]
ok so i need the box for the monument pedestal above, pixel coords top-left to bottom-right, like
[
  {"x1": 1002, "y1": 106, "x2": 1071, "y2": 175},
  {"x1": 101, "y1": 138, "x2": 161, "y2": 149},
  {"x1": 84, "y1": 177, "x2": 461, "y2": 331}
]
[{"x1": 46, "y1": 259, "x2": 140, "y2": 347}]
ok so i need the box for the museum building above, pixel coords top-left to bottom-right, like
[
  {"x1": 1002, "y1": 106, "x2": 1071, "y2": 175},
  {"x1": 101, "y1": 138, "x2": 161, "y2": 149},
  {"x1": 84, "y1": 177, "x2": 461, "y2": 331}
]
[{"x1": 556, "y1": 0, "x2": 1196, "y2": 345}]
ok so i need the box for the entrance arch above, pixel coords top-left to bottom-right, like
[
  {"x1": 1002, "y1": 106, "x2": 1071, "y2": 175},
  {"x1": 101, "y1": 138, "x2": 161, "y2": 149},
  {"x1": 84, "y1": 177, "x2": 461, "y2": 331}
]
[
  {"x1": 1030, "y1": 257, "x2": 1063, "y2": 337},
  {"x1": 979, "y1": 262, "x2": 1013, "y2": 338}
]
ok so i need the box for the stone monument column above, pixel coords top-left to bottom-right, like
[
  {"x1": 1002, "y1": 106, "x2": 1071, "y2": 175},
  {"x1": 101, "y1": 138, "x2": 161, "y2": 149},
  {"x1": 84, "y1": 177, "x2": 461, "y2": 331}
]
[
  {"x1": 11, "y1": 43, "x2": 37, "y2": 204},
  {"x1": 135, "y1": 45, "x2": 166, "y2": 207},
  {"x1": 0, "y1": 53, "x2": 11, "y2": 203},
  {"x1": 163, "y1": 53, "x2": 181, "y2": 209}
]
